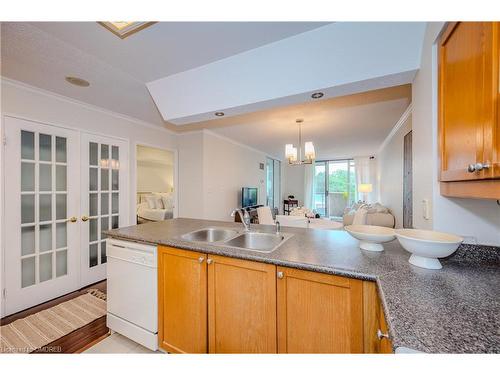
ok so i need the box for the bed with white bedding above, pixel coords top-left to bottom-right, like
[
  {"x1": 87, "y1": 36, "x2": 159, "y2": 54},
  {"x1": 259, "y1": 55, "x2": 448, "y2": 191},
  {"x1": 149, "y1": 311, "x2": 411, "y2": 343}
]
[{"x1": 137, "y1": 192, "x2": 174, "y2": 222}]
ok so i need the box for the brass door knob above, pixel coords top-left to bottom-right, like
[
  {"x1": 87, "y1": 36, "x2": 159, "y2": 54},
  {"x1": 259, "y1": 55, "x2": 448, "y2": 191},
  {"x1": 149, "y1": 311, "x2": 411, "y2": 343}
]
[
  {"x1": 81, "y1": 216, "x2": 89, "y2": 222},
  {"x1": 68, "y1": 216, "x2": 78, "y2": 223}
]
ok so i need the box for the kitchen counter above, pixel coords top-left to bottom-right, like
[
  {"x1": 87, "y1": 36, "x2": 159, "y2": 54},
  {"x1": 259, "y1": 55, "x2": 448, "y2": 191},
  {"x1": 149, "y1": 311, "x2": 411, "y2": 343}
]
[{"x1": 105, "y1": 218, "x2": 500, "y2": 353}]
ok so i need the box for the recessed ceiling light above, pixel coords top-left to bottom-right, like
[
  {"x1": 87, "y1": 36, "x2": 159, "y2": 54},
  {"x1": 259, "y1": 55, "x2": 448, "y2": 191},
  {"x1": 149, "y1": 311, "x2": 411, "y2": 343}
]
[
  {"x1": 98, "y1": 22, "x2": 156, "y2": 39},
  {"x1": 214, "y1": 112, "x2": 225, "y2": 117},
  {"x1": 311, "y1": 92, "x2": 324, "y2": 99},
  {"x1": 65, "y1": 76, "x2": 90, "y2": 87}
]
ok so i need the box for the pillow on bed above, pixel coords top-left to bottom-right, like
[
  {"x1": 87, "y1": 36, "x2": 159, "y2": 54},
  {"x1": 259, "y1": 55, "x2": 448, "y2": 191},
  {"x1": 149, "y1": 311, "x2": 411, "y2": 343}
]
[
  {"x1": 161, "y1": 195, "x2": 173, "y2": 210},
  {"x1": 145, "y1": 196, "x2": 158, "y2": 209}
]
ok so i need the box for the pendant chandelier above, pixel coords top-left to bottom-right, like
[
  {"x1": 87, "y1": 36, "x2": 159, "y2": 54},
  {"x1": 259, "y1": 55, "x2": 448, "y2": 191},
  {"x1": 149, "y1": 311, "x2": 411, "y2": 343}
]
[{"x1": 285, "y1": 119, "x2": 316, "y2": 165}]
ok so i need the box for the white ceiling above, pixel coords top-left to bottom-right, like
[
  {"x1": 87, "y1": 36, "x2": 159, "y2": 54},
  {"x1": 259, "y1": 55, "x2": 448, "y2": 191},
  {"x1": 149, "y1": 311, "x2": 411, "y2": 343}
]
[
  {"x1": 1, "y1": 22, "x2": 327, "y2": 125},
  {"x1": 1, "y1": 22, "x2": 414, "y2": 160},
  {"x1": 32, "y1": 22, "x2": 328, "y2": 82},
  {"x1": 147, "y1": 22, "x2": 424, "y2": 124},
  {"x1": 202, "y1": 85, "x2": 412, "y2": 160}
]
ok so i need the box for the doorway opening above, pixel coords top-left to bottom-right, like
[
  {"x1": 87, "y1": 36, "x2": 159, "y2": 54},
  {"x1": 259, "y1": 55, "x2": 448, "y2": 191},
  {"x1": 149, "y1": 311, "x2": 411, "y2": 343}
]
[{"x1": 136, "y1": 145, "x2": 175, "y2": 224}]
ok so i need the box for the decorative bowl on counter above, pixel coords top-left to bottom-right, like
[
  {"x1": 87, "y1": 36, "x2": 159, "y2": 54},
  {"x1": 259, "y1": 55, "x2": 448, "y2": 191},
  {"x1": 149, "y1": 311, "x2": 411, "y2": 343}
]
[
  {"x1": 345, "y1": 225, "x2": 396, "y2": 252},
  {"x1": 395, "y1": 229, "x2": 463, "y2": 270}
]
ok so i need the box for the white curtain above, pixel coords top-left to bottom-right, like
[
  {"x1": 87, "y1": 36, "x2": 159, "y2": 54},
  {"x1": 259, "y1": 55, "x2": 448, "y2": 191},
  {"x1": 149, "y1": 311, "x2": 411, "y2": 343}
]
[
  {"x1": 303, "y1": 162, "x2": 315, "y2": 210},
  {"x1": 353, "y1": 157, "x2": 377, "y2": 203}
]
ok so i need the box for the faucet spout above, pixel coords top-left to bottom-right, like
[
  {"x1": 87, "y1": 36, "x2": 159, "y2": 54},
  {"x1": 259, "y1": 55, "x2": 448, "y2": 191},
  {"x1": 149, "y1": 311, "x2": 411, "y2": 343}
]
[{"x1": 231, "y1": 208, "x2": 251, "y2": 232}]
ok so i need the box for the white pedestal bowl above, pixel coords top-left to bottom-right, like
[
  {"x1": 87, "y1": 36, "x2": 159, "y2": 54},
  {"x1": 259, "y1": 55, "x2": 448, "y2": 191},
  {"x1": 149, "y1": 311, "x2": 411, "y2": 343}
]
[
  {"x1": 395, "y1": 229, "x2": 463, "y2": 270},
  {"x1": 345, "y1": 225, "x2": 396, "y2": 252}
]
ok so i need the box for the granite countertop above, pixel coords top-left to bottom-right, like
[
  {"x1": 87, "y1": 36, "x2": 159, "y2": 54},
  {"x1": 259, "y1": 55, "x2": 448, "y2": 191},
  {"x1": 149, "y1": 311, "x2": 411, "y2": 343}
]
[{"x1": 105, "y1": 218, "x2": 500, "y2": 353}]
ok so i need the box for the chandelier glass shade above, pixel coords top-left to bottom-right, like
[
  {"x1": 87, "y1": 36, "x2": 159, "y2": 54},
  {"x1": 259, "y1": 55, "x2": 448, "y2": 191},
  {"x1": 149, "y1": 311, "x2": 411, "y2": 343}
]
[{"x1": 285, "y1": 119, "x2": 316, "y2": 165}]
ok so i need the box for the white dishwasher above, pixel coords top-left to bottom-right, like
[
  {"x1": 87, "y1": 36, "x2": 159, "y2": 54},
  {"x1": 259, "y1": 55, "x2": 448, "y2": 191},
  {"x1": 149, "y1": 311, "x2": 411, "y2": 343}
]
[{"x1": 106, "y1": 238, "x2": 158, "y2": 351}]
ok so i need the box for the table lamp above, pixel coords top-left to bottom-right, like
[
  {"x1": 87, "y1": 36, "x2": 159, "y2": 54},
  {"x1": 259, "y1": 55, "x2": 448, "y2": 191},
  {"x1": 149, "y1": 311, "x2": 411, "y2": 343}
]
[{"x1": 358, "y1": 183, "x2": 373, "y2": 203}]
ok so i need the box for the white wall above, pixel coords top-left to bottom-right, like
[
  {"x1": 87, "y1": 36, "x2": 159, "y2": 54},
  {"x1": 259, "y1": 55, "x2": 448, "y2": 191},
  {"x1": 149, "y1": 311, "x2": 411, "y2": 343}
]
[
  {"x1": 1, "y1": 78, "x2": 178, "y2": 226},
  {"x1": 203, "y1": 131, "x2": 266, "y2": 221},
  {"x1": 177, "y1": 132, "x2": 204, "y2": 219},
  {"x1": 137, "y1": 162, "x2": 173, "y2": 193},
  {"x1": 282, "y1": 163, "x2": 305, "y2": 208},
  {"x1": 136, "y1": 145, "x2": 174, "y2": 193},
  {"x1": 412, "y1": 23, "x2": 500, "y2": 246},
  {"x1": 377, "y1": 115, "x2": 412, "y2": 228},
  {"x1": 177, "y1": 130, "x2": 268, "y2": 222}
]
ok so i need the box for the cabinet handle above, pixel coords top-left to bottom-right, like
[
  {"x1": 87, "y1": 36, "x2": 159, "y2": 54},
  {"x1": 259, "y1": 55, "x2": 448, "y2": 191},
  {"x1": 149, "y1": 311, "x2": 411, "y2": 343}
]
[
  {"x1": 277, "y1": 271, "x2": 284, "y2": 279},
  {"x1": 198, "y1": 256, "x2": 205, "y2": 263},
  {"x1": 468, "y1": 162, "x2": 490, "y2": 173},
  {"x1": 207, "y1": 259, "x2": 213, "y2": 265},
  {"x1": 377, "y1": 329, "x2": 389, "y2": 340}
]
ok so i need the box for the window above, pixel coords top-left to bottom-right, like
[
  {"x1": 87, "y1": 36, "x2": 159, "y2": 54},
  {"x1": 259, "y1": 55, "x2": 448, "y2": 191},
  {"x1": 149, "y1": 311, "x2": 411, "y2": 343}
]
[
  {"x1": 313, "y1": 159, "x2": 356, "y2": 219},
  {"x1": 266, "y1": 158, "x2": 281, "y2": 211}
]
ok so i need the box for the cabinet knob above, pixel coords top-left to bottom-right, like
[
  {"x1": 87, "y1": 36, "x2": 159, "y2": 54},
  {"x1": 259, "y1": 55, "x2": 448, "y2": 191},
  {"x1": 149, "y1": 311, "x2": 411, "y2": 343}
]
[
  {"x1": 68, "y1": 216, "x2": 78, "y2": 223},
  {"x1": 377, "y1": 329, "x2": 389, "y2": 340},
  {"x1": 277, "y1": 271, "x2": 284, "y2": 279},
  {"x1": 207, "y1": 259, "x2": 213, "y2": 265},
  {"x1": 198, "y1": 256, "x2": 205, "y2": 263},
  {"x1": 468, "y1": 162, "x2": 490, "y2": 173},
  {"x1": 81, "y1": 215, "x2": 89, "y2": 222}
]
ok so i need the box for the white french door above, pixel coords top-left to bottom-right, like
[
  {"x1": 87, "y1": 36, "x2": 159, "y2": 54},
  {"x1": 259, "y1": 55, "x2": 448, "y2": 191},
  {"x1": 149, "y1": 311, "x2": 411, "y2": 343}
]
[
  {"x1": 2, "y1": 117, "x2": 129, "y2": 316},
  {"x1": 4, "y1": 117, "x2": 80, "y2": 315},
  {"x1": 80, "y1": 133, "x2": 128, "y2": 286}
]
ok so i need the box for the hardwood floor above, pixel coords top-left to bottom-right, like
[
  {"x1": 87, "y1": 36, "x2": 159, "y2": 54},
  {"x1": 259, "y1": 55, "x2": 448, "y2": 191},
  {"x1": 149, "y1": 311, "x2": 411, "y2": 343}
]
[{"x1": 1, "y1": 280, "x2": 109, "y2": 354}]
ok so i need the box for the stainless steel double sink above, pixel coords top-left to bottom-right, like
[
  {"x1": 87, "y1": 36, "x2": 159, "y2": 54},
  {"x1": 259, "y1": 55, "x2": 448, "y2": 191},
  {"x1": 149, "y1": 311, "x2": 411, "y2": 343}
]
[{"x1": 179, "y1": 227, "x2": 293, "y2": 253}]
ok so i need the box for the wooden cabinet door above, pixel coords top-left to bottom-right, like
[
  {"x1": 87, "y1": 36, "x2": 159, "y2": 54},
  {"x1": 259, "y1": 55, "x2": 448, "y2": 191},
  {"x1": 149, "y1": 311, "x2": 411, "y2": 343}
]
[
  {"x1": 378, "y1": 304, "x2": 393, "y2": 354},
  {"x1": 277, "y1": 267, "x2": 363, "y2": 353},
  {"x1": 362, "y1": 281, "x2": 381, "y2": 353},
  {"x1": 362, "y1": 282, "x2": 393, "y2": 353},
  {"x1": 207, "y1": 255, "x2": 277, "y2": 353},
  {"x1": 158, "y1": 246, "x2": 207, "y2": 353},
  {"x1": 439, "y1": 22, "x2": 499, "y2": 181}
]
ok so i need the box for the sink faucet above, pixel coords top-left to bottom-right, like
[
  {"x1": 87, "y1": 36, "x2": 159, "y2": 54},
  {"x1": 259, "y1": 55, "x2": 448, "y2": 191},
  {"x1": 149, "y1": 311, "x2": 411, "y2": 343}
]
[
  {"x1": 275, "y1": 221, "x2": 281, "y2": 236},
  {"x1": 231, "y1": 208, "x2": 251, "y2": 232}
]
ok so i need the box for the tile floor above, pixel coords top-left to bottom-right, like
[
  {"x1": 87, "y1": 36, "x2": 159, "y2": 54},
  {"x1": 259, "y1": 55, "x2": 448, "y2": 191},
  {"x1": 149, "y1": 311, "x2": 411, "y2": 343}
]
[{"x1": 83, "y1": 333, "x2": 160, "y2": 354}]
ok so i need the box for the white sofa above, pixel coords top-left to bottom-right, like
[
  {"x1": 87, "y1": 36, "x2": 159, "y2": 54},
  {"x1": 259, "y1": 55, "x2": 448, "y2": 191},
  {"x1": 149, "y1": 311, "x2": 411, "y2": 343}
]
[
  {"x1": 342, "y1": 203, "x2": 395, "y2": 228},
  {"x1": 275, "y1": 215, "x2": 342, "y2": 230}
]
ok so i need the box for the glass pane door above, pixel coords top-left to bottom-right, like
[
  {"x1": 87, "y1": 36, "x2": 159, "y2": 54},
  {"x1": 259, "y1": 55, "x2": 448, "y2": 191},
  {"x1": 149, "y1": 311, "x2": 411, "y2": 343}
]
[
  {"x1": 80, "y1": 133, "x2": 128, "y2": 286},
  {"x1": 266, "y1": 157, "x2": 274, "y2": 208},
  {"x1": 326, "y1": 160, "x2": 357, "y2": 218},
  {"x1": 313, "y1": 160, "x2": 356, "y2": 219},
  {"x1": 4, "y1": 116, "x2": 79, "y2": 315},
  {"x1": 313, "y1": 162, "x2": 326, "y2": 217},
  {"x1": 272, "y1": 159, "x2": 281, "y2": 212}
]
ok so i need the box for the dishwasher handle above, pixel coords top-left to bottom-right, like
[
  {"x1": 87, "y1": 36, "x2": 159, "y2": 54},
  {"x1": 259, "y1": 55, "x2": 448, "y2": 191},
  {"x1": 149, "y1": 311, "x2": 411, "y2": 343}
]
[{"x1": 107, "y1": 243, "x2": 157, "y2": 268}]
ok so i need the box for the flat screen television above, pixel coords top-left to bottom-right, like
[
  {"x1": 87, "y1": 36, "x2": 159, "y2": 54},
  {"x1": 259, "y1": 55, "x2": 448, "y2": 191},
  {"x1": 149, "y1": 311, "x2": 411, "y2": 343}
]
[{"x1": 241, "y1": 187, "x2": 258, "y2": 208}]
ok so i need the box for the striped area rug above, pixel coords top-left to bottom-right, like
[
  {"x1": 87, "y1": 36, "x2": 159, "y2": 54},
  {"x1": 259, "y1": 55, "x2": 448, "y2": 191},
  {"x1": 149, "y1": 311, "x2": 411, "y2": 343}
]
[{"x1": 0, "y1": 290, "x2": 107, "y2": 353}]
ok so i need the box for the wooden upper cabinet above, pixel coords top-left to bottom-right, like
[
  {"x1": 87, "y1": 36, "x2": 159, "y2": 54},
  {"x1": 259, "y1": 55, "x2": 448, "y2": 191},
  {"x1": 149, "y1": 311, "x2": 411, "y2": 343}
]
[
  {"x1": 207, "y1": 255, "x2": 277, "y2": 353},
  {"x1": 277, "y1": 267, "x2": 363, "y2": 353},
  {"x1": 439, "y1": 22, "x2": 500, "y2": 198},
  {"x1": 158, "y1": 246, "x2": 207, "y2": 353}
]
